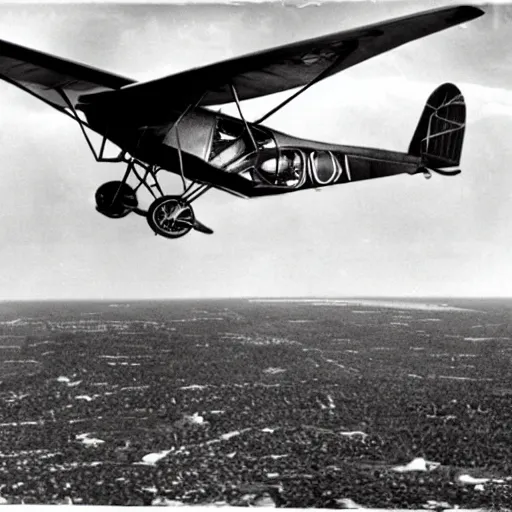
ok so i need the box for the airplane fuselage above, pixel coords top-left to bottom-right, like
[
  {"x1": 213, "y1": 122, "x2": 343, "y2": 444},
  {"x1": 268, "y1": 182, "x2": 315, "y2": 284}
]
[{"x1": 81, "y1": 103, "x2": 422, "y2": 199}]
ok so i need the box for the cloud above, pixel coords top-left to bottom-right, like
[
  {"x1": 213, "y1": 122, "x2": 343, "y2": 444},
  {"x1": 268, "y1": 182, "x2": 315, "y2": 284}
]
[{"x1": 0, "y1": 1, "x2": 510, "y2": 298}]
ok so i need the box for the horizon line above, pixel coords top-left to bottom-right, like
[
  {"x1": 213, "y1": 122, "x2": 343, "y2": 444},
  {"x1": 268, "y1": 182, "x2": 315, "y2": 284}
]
[{"x1": 0, "y1": 296, "x2": 510, "y2": 302}]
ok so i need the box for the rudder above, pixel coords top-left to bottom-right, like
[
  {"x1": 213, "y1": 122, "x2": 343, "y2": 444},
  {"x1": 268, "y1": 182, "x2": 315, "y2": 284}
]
[{"x1": 408, "y1": 83, "x2": 466, "y2": 169}]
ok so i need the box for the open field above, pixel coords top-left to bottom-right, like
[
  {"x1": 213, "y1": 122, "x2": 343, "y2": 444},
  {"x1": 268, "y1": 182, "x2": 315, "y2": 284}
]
[{"x1": 0, "y1": 298, "x2": 510, "y2": 508}]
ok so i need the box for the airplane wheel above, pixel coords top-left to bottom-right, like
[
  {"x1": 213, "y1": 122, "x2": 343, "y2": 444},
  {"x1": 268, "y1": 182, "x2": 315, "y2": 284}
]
[
  {"x1": 95, "y1": 181, "x2": 138, "y2": 219},
  {"x1": 147, "y1": 196, "x2": 195, "y2": 239}
]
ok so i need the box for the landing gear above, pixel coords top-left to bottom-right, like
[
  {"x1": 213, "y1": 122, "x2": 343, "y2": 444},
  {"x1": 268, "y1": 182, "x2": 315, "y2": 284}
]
[
  {"x1": 95, "y1": 165, "x2": 213, "y2": 238},
  {"x1": 147, "y1": 196, "x2": 195, "y2": 239},
  {"x1": 58, "y1": 86, "x2": 215, "y2": 239},
  {"x1": 95, "y1": 181, "x2": 138, "y2": 218}
]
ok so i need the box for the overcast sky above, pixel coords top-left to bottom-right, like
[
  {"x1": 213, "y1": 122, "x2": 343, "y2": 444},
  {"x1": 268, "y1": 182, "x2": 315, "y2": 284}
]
[{"x1": 0, "y1": 1, "x2": 509, "y2": 300}]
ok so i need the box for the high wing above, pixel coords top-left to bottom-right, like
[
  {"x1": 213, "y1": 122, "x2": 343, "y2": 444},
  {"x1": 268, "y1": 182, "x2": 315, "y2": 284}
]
[
  {"x1": 0, "y1": 39, "x2": 133, "y2": 113},
  {"x1": 80, "y1": 5, "x2": 483, "y2": 109}
]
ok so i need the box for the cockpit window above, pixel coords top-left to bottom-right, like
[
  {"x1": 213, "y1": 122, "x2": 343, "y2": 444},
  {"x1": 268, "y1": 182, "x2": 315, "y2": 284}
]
[
  {"x1": 209, "y1": 118, "x2": 247, "y2": 167},
  {"x1": 210, "y1": 119, "x2": 244, "y2": 154},
  {"x1": 209, "y1": 116, "x2": 276, "y2": 169},
  {"x1": 208, "y1": 116, "x2": 305, "y2": 189}
]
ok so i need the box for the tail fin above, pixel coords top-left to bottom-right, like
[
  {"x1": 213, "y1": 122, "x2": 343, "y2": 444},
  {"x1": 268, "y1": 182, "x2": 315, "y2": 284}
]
[{"x1": 408, "y1": 83, "x2": 465, "y2": 169}]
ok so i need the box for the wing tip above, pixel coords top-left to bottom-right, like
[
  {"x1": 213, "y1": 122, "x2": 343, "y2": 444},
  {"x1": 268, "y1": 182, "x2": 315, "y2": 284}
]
[{"x1": 453, "y1": 5, "x2": 486, "y2": 22}]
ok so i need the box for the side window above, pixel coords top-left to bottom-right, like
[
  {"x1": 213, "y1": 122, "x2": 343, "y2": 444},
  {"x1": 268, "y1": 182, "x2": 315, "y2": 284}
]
[
  {"x1": 308, "y1": 151, "x2": 342, "y2": 185},
  {"x1": 257, "y1": 149, "x2": 306, "y2": 188}
]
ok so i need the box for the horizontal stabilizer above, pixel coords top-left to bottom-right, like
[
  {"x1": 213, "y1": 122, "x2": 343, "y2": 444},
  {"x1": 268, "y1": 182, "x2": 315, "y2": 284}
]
[{"x1": 430, "y1": 167, "x2": 461, "y2": 176}]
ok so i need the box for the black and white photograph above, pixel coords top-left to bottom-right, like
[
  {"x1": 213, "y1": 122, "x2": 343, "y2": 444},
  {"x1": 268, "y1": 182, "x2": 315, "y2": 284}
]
[{"x1": 0, "y1": 0, "x2": 510, "y2": 509}]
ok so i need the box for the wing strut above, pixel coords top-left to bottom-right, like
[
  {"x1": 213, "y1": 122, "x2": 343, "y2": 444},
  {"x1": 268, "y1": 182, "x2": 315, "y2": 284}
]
[
  {"x1": 254, "y1": 40, "x2": 358, "y2": 125},
  {"x1": 230, "y1": 83, "x2": 258, "y2": 152},
  {"x1": 56, "y1": 88, "x2": 177, "y2": 213},
  {"x1": 169, "y1": 92, "x2": 207, "y2": 192},
  {"x1": 55, "y1": 88, "x2": 215, "y2": 230},
  {"x1": 56, "y1": 88, "x2": 125, "y2": 163}
]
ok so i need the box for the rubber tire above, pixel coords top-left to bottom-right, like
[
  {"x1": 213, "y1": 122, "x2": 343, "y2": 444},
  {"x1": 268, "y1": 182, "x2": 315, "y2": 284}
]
[
  {"x1": 146, "y1": 196, "x2": 195, "y2": 239},
  {"x1": 95, "y1": 181, "x2": 138, "y2": 219}
]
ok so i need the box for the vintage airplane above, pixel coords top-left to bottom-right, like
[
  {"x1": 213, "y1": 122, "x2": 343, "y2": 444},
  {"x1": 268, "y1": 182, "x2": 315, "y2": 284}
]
[{"x1": 0, "y1": 5, "x2": 483, "y2": 239}]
